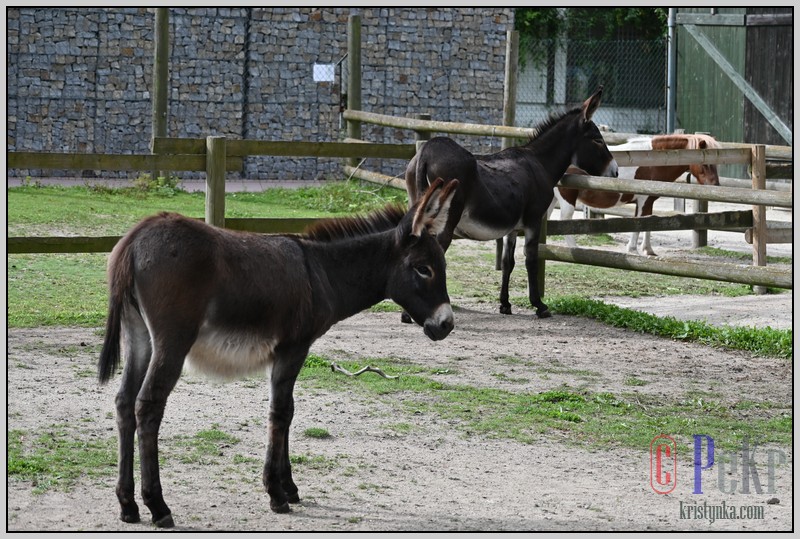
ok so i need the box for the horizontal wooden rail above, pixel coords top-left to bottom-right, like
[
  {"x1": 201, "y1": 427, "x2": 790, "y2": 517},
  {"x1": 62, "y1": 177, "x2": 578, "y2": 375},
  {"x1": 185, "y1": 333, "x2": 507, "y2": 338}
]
[
  {"x1": 718, "y1": 176, "x2": 791, "y2": 191},
  {"x1": 7, "y1": 218, "x2": 323, "y2": 254},
  {"x1": 7, "y1": 151, "x2": 243, "y2": 172},
  {"x1": 547, "y1": 210, "x2": 752, "y2": 236},
  {"x1": 610, "y1": 148, "x2": 750, "y2": 167},
  {"x1": 343, "y1": 164, "x2": 406, "y2": 189},
  {"x1": 343, "y1": 112, "x2": 792, "y2": 161},
  {"x1": 539, "y1": 244, "x2": 792, "y2": 289},
  {"x1": 559, "y1": 174, "x2": 792, "y2": 208},
  {"x1": 343, "y1": 109, "x2": 538, "y2": 139},
  {"x1": 8, "y1": 236, "x2": 121, "y2": 254},
  {"x1": 745, "y1": 223, "x2": 793, "y2": 244},
  {"x1": 153, "y1": 137, "x2": 416, "y2": 160}
]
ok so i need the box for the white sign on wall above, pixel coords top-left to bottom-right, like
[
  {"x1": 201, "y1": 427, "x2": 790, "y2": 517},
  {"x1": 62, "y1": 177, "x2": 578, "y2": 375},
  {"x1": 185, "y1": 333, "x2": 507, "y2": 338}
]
[{"x1": 313, "y1": 63, "x2": 335, "y2": 83}]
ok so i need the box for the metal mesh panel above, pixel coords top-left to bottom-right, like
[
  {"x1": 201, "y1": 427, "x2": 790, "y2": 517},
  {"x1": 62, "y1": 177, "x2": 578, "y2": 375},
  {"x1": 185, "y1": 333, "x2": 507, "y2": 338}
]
[{"x1": 516, "y1": 37, "x2": 667, "y2": 135}]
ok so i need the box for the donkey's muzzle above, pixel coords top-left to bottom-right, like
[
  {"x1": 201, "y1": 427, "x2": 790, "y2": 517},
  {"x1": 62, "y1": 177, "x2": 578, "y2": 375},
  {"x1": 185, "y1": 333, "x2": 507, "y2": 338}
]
[{"x1": 423, "y1": 303, "x2": 454, "y2": 341}]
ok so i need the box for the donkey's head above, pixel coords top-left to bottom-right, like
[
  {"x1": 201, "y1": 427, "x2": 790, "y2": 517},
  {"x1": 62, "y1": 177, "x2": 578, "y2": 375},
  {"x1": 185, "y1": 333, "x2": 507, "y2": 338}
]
[
  {"x1": 572, "y1": 86, "x2": 619, "y2": 179},
  {"x1": 390, "y1": 178, "x2": 458, "y2": 341}
]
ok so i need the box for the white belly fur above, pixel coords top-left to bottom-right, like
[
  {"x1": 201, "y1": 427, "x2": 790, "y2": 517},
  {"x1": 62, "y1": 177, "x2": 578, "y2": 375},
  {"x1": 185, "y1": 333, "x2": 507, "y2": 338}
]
[
  {"x1": 186, "y1": 324, "x2": 277, "y2": 380},
  {"x1": 454, "y1": 209, "x2": 516, "y2": 241}
]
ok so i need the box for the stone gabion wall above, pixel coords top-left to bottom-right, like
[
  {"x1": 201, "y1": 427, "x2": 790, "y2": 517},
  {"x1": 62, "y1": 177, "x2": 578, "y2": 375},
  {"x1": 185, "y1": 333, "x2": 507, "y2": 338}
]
[{"x1": 7, "y1": 7, "x2": 513, "y2": 181}]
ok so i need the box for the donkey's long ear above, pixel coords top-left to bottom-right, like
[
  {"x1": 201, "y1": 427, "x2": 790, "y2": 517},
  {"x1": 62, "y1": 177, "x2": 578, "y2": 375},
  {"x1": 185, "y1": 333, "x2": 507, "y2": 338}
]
[
  {"x1": 582, "y1": 85, "x2": 603, "y2": 122},
  {"x1": 411, "y1": 178, "x2": 459, "y2": 237}
]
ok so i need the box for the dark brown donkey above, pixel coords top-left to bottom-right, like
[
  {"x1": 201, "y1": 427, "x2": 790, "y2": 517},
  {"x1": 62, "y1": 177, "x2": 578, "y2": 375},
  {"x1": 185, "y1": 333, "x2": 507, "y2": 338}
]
[
  {"x1": 405, "y1": 87, "x2": 618, "y2": 318},
  {"x1": 98, "y1": 179, "x2": 458, "y2": 527}
]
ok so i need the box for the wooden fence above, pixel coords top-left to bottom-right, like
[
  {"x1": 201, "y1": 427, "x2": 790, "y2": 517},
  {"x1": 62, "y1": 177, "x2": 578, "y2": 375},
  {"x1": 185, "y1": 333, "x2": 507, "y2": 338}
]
[
  {"x1": 339, "y1": 109, "x2": 792, "y2": 291},
  {"x1": 7, "y1": 125, "x2": 793, "y2": 291}
]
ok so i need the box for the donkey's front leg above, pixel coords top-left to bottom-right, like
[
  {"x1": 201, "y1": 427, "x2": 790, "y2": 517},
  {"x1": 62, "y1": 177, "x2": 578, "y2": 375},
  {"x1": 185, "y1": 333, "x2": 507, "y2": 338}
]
[
  {"x1": 498, "y1": 232, "x2": 517, "y2": 315},
  {"x1": 523, "y1": 225, "x2": 551, "y2": 318},
  {"x1": 263, "y1": 353, "x2": 306, "y2": 513}
]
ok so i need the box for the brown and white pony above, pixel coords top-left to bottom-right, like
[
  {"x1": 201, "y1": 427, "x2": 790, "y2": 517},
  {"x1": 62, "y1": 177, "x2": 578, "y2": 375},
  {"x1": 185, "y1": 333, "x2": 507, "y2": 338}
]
[
  {"x1": 98, "y1": 179, "x2": 458, "y2": 527},
  {"x1": 551, "y1": 133, "x2": 721, "y2": 255}
]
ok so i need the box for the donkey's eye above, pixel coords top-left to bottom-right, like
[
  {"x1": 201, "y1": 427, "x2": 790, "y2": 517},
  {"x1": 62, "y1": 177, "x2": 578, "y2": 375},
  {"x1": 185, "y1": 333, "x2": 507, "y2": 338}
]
[{"x1": 414, "y1": 265, "x2": 433, "y2": 278}]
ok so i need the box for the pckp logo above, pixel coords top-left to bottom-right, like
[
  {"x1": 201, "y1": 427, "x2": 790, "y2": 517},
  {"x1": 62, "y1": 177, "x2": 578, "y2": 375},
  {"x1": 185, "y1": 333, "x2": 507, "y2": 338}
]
[
  {"x1": 649, "y1": 434, "x2": 785, "y2": 495},
  {"x1": 650, "y1": 434, "x2": 677, "y2": 494}
]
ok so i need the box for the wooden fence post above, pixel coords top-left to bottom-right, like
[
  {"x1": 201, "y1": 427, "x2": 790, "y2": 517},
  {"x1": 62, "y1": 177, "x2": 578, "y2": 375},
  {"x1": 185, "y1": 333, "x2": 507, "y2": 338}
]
[
  {"x1": 414, "y1": 113, "x2": 431, "y2": 152},
  {"x1": 751, "y1": 144, "x2": 767, "y2": 294},
  {"x1": 692, "y1": 195, "x2": 709, "y2": 248},
  {"x1": 499, "y1": 30, "x2": 520, "y2": 271},
  {"x1": 692, "y1": 131, "x2": 711, "y2": 248},
  {"x1": 205, "y1": 136, "x2": 226, "y2": 228},
  {"x1": 346, "y1": 15, "x2": 361, "y2": 167},
  {"x1": 151, "y1": 8, "x2": 169, "y2": 181}
]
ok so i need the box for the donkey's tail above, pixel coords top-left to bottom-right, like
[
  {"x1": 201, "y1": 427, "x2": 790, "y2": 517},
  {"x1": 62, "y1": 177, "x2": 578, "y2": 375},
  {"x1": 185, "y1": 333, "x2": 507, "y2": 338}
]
[{"x1": 98, "y1": 233, "x2": 136, "y2": 384}]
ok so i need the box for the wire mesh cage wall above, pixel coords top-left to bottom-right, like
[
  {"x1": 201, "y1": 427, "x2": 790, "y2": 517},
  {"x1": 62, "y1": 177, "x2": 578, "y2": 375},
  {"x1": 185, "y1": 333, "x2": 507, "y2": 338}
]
[{"x1": 516, "y1": 37, "x2": 667, "y2": 135}]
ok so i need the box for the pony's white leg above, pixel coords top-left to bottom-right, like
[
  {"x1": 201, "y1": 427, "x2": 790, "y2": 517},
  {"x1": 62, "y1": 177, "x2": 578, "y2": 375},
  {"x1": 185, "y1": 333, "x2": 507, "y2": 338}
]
[
  {"x1": 638, "y1": 195, "x2": 657, "y2": 256},
  {"x1": 627, "y1": 231, "x2": 640, "y2": 254},
  {"x1": 642, "y1": 230, "x2": 656, "y2": 256},
  {"x1": 628, "y1": 197, "x2": 646, "y2": 254},
  {"x1": 552, "y1": 189, "x2": 578, "y2": 248},
  {"x1": 546, "y1": 191, "x2": 558, "y2": 220},
  {"x1": 561, "y1": 202, "x2": 578, "y2": 248}
]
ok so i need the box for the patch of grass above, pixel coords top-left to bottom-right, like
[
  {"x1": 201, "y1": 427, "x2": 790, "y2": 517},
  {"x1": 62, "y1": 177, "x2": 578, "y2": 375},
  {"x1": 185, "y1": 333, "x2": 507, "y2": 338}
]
[
  {"x1": 624, "y1": 376, "x2": 649, "y2": 387},
  {"x1": 491, "y1": 372, "x2": 530, "y2": 384},
  {"x1": 289, "y1": 453, "x2": 336, "y2": 470},
  {"x1": 542, "y1": 261, "x2": 754, "y2": 299},
  {"x1": 550, "y1": 233, "x2": 617, "y2": 247},
  {"x1": 304, "y1": 427, "x2": 332, "y2": 439},
  {"x1": 386, "y1": 422, "x2": 413, "y2": 434},
  {"x1": 369, "y1": 301, "x2": 402, "y2": 314},
  {"x1": 8, "y1": 428, "x2": 117, "y2": 494},
  {"x1": 296, "y1": 356, "x2": 792, "y2": 452},
  {"x1": 8, "y1": 253, "x2": 108, "y2": 327},
  {"x1": 696, "y1": 246, "x2": 793, "y2": 265},
  {"x1": 548, "y1": 296, "x2": 792, "y2": 359},
  {"x1": 7, "y1": 180, "x2": 404, "y2": 237},
  {"x1": 172, "y1": 427, "x2": 240, "y2": 465}
]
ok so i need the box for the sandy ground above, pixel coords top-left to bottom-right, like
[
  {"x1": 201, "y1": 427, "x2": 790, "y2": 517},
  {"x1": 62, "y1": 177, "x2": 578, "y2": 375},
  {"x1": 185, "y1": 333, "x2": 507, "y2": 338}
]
[
  {"x1": 5, "y1": 181, "x2": 793, "y2": 532},
  {"x1": 6, "y1": 214, "x2": 793, "y2": 532}
]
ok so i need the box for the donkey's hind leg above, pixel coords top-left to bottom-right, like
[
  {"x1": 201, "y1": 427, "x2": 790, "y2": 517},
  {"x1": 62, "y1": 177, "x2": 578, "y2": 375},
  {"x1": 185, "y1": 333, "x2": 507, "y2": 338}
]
[
  {"x1": 499, "y1": 232, "x2": 517, "y2": 315},
  {"x1": 134, "y1": 329, "x2": 196, "y2": 528},
  {"x1": 114, "y1": 308, "x2": 152, "y2": 524}
]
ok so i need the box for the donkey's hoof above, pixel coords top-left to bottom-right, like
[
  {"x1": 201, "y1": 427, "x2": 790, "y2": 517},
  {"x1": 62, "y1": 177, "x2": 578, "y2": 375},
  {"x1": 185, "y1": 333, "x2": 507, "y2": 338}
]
[
  {"x1": 400, "y1": 311, "x2": 413, "y2": 324},
  {"x1": 152, "y1": 514, "x2": 174, "y2": 528},
  {"x1": 271, "y1": 501, "x2": 292, "y2": 514},
  {"x1": 119, "y1": 510, "x2": 140, "y2": 524},
  {"x1": 499, "y1": 305, "x2": 512, "y2": 315},
  {"x1": 536, "y1": 308, "x2": 552, "y2": 319}
]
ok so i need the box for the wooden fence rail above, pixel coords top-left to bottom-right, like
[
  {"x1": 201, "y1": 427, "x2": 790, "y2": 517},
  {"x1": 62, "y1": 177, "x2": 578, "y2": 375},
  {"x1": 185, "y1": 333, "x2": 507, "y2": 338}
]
[
  {"x1": 342, "y1": 112, "x2": 792, "y2": 293},
  {"x1": 7, "y1": 130, "x2": 793, "y2": 291}
]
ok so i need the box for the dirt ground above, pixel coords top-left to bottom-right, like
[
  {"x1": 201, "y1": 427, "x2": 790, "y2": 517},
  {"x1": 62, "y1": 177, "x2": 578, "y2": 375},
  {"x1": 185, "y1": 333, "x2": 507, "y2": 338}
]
[{"x1": 6, "y1": 201, "x2": 793, "y2": 532}]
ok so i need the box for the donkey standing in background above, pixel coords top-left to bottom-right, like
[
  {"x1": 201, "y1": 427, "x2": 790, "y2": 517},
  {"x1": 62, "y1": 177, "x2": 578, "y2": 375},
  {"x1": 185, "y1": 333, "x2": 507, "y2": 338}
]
[
  {"x1": 405, "y1": 87, "x2": 618, "y2": 318},
  {"x1": 98, "y1": 179, "x2": 458, "y2": 527}
]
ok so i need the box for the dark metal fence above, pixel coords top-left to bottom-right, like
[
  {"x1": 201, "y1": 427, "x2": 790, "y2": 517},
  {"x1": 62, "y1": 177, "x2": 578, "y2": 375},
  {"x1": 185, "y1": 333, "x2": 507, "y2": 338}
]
[{"x1": 516, "y1": 38, "x2": 667, "y2": 134}]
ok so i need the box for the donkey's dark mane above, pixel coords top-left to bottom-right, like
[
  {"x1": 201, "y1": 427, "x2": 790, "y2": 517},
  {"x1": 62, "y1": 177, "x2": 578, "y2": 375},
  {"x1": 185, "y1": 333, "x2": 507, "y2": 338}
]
[
  {"x1": 304, "y1": 203, "x2": 407, "y2": 242},
  {"x1": 523, "y1": 104, "x2": 582, "y2": 147}
]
